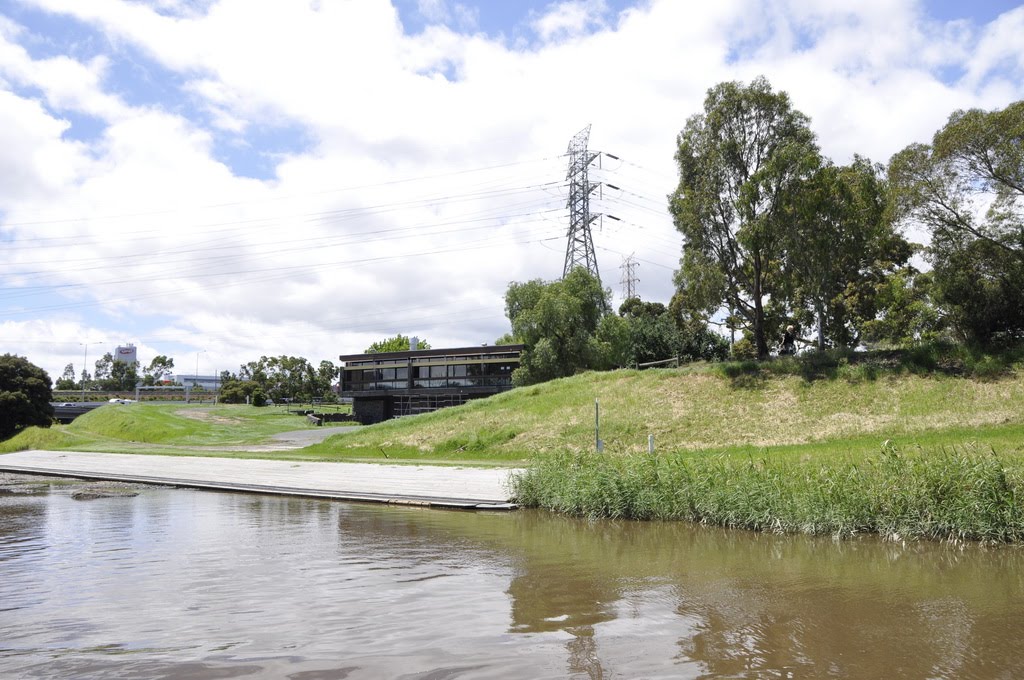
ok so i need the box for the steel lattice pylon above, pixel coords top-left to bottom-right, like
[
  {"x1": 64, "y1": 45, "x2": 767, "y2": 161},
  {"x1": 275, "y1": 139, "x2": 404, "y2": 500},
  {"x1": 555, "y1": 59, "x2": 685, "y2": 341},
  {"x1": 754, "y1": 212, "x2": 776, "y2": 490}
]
[
  {"x1": 563, "y1": 125, "x2": 601, "y2": 282},
  {"x1": 620, "y1": 253, "x2": 639, "y2": 300}
]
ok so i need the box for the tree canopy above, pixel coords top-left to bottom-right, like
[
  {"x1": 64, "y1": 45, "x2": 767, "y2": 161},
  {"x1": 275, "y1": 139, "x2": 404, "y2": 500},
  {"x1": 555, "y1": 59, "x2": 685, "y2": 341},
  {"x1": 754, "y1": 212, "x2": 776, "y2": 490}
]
[
  {"x1": 616, "y1": 297, "x2": 729, "y2": 366},
  {"x1": 0, "y1": 354, "x2": 54, "y2": 440},
  {"x1": 55, "y1": 363, "x2": 77, "y2": 390},
  {"x1": 502, "y1": 270, "x2": 725, "y2": 385},
  {"x1": 890, "y1": 101, "x2": 1023, "y2": 261},
  {"x1": 142, "y1": 355, "x2": 175, "y2": 386},
  {"x1": 505, "y1": 268, "x2": 609, "y2": 385},
  {"x1": 93, "y1": 352, "x2": 140, "y2": 391},
  {"x1": 782, "y1": 157, "x2": 913, "y2": 348},
  {"x1": 670, "y1": 76, "x2": 821, "y2": 358},
  {"x1": 365, "y1": 334, "x2": 431, "y2": 353},
  {"x1": 889, "y1": 101, "x2": 1024, "y2": 344},
  {"x1": 232, "y1": 355, "x2": 336, "y2": 402}
]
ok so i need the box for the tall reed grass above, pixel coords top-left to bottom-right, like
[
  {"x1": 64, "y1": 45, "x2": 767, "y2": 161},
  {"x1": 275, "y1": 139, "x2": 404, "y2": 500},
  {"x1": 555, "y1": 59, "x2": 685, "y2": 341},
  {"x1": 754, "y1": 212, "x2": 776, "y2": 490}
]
[{"x1": 511, "y1": 443, "x2": 1024, "y2": 542}]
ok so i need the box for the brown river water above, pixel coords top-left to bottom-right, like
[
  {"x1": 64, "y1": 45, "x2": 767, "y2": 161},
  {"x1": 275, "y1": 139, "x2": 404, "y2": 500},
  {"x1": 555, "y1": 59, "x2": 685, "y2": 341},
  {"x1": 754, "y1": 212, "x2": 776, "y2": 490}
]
[{"x1": 1, "y1": 476, "x2": 1022, "y2": 679}]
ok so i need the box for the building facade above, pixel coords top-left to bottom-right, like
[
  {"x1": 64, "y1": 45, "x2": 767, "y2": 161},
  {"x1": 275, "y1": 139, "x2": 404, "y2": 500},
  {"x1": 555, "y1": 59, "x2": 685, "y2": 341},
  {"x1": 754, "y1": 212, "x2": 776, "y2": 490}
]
[
  {"x1": 338, "y1": 345, "x2": 524, "y2": 424},
  {"x1": 175, "y1": 374, "x2": 221, "y2": 391},
  {"x1": 114, "y1": 344, "x2": 138, "y2": 365}
]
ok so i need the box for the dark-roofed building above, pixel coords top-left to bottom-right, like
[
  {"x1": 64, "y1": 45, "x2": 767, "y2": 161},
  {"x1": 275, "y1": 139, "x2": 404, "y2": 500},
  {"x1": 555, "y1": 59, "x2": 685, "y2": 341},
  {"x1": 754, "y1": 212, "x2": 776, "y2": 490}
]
[{"x1": 338, "y1": 345, "x2": 524, "y2": 424}]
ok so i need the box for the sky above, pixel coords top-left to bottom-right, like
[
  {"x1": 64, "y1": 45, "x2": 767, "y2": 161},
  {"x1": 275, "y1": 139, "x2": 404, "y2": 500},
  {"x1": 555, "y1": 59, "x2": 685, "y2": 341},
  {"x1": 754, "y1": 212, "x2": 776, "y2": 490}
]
[{"x1": 1, "y1": 0, "x2": 1023, "y2": 383}]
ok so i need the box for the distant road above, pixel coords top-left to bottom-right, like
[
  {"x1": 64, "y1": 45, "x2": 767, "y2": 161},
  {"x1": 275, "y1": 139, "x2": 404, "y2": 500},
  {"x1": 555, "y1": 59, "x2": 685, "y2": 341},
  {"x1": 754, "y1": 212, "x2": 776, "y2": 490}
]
[{"x1": 50, "y1": 402, "x2": 105, "y2": 423}]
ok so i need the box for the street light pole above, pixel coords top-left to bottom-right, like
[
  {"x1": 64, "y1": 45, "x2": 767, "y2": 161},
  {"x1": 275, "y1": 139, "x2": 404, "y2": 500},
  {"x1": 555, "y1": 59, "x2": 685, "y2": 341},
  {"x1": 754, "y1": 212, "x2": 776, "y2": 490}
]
[
  {"x1": 193, "y1": 350, "x2": 206, "y2": 403},
  {"x1": 80, "y1": 341, "x2": 102, "y2": 403}
]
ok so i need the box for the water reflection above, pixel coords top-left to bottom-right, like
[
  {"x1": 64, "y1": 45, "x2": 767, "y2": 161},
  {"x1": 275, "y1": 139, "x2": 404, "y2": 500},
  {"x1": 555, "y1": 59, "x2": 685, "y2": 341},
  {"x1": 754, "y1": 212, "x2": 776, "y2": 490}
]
[{"x1": 0, "y1": 480, "x2": 1022, "y2": 678}]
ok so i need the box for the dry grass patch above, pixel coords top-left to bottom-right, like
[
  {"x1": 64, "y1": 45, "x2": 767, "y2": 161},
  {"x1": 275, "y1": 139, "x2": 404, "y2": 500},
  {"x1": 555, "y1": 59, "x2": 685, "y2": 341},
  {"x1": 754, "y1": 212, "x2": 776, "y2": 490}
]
[{"x1": 177, "y1": 409, "x2": 244, "y2": 425}]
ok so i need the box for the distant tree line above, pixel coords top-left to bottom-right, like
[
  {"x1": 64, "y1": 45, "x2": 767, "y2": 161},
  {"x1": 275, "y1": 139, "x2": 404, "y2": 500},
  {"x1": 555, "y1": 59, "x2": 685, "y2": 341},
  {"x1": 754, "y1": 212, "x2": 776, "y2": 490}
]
[
  {"x1": 502, "y1": 78, "x2": 1023, "y2": 382},
  {"x1": 218, "y1": 333, "x2": 437, "y2": 405},
  {"x1": 55, "y1": 354, "x2": 176, "y2": 391},
  {"x1": 218, "y1": 356, "x2": 338, "y2": 406},
  {"x1": 53, "y1": 351, "x2": 341, "y2": 407}
]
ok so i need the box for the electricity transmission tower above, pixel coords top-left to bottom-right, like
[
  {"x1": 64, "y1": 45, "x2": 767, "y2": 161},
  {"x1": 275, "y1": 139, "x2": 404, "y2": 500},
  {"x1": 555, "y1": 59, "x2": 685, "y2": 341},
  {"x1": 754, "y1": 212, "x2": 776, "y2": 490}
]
[
  {"x1": 620, "y1": 253, "x2": 639, "y2": 300},
  {"x1": 563, "y1": 125, "x2": 601, "y2": 284}
]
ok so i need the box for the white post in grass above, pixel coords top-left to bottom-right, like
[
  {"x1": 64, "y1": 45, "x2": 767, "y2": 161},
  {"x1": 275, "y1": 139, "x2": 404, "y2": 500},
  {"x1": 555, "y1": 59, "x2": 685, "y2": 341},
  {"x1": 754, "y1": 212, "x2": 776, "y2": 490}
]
[{"x1": 648, "y1": 434, "x2": 655, "y2": 454}]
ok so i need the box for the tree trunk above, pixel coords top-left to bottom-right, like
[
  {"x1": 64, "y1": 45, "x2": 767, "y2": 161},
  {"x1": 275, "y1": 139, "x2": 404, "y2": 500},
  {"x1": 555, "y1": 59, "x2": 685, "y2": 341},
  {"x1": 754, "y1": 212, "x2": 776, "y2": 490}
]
[
  {"x1": 816, "y1": 301, "x2": 826, "y2": 350},
  {"x1": 753, "y1": 256, "x2": 769, "y2": 359}
]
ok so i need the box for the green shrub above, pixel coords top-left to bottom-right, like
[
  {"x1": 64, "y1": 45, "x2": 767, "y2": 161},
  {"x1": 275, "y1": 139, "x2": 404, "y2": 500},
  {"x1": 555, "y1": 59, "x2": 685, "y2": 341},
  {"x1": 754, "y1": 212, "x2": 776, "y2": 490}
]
[
  {"x1": 968, "y1": 355, "x2": 1009, "y2": 380},
  {"x1": 902, "y1": 343, "x2": 943, "y2": 373},
  {"x1": 730, "y1": 336, "x2": 758, "y2": 360}
]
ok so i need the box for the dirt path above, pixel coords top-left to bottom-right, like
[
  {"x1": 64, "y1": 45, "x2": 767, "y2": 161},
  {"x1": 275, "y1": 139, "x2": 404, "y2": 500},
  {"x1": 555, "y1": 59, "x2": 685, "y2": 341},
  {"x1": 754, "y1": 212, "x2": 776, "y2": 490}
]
[{"x1": 201, "y1": 425, "x2": 362, "y2": 452}]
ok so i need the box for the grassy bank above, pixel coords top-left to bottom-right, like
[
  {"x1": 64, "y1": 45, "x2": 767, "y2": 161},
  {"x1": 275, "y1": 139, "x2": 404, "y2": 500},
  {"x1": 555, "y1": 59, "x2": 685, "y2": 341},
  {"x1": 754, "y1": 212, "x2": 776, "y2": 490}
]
[
  {"x1": 303, "y1": 351, "x2": 1024, "y2": 463},
  {"x1": 0, "y1": 402, "x2": 347, "y2": 455},
  {"x1": 5, "y1": 348, "x2": 1024, "y2": 540},
  {"x1": 8, "y1": 348, "x2": 1023, "y2": 465},
  {"x1": 511, "y1": 444, "x2": 1024, "y2": 542}
]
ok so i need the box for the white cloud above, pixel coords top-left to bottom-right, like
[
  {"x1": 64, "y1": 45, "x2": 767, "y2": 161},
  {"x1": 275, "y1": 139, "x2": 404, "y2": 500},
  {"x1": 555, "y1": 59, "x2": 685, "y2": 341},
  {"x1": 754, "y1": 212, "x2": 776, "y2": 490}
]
[
  {"x1": 417, "y1": 0, "x2": 449, "y2": 24},
  {"x1": 963, "y1": 6, "x2": 1024, "y2": 88},
  {"x1": 2, "y1": 0, "x2": 1023, "y2": 379},
  {"x1": 530, "y1": 0, "x2": 609, "y2": 43},
  {"x1": 0, "y1": 90, "x2": 88, "y2": 204},
  {"x1": 0, "y1": 29, "x2": 128, "y2": 120}
]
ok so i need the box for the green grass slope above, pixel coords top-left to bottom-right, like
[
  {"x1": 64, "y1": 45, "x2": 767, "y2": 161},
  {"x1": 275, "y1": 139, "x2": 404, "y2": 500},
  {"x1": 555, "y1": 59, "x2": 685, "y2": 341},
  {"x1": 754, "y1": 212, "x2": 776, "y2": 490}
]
[
  {"x1": 5, "y1": 357, "x2": 1024, "y2": 465},
  {"x1": 0, "y1": 403, "x2": 331, "y2": 455},
  {"x1": 305, "y1": 361, "x2": 1024, "y2": 463}
]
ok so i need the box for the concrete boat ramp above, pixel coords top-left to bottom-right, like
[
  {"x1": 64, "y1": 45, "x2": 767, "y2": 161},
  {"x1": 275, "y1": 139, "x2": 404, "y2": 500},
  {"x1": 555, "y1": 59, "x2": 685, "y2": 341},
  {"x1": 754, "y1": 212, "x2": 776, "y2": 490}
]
[{"x1": 0, "y1": 450, "x2": 518, "y2": 510}]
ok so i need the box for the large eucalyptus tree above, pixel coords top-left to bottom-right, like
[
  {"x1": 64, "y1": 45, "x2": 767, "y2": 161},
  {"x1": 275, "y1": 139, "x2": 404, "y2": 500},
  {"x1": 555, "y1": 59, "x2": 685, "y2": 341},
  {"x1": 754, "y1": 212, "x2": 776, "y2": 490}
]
[{"x1": 670, "y1": 76, "x2": 821, "y2": 358}]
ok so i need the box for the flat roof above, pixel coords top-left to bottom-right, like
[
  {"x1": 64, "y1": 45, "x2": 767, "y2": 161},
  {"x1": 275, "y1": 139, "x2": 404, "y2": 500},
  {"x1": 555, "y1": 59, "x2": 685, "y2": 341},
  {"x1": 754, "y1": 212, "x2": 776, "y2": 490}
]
[{"x1": 339, "y1": 344, "x2": 524, "y2": 363}]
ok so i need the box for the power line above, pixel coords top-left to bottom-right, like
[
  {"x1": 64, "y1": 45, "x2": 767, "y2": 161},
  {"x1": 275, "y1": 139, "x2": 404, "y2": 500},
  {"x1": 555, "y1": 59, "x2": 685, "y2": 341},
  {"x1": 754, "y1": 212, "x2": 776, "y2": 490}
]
[
  {"x1": 1, "y1": 203, "x2": 565, "y2": 278},
  {"x1": 1, "y1": 155, "x2": 565, "y2": 228},
  {"x1": 3, "y1": 180, "x2": 564, "y2": 257},
  {"x1": 0, "y1": 227, "x2": 565, "y2": 318}
]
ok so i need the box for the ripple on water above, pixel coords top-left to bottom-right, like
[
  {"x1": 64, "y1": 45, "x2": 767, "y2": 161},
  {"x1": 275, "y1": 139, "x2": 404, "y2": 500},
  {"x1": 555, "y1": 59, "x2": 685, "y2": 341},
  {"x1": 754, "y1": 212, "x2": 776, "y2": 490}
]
[{"x1": 2, "y1": 485, "x2": 1024, "y2": 679}]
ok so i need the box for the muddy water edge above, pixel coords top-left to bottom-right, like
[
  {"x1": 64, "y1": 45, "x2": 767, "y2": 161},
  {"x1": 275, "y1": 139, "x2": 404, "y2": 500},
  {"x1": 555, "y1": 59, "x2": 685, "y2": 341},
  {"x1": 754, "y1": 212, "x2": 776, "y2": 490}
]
[{"x1": 1, "y1": 472, "x2": 1022, "y2": 679}]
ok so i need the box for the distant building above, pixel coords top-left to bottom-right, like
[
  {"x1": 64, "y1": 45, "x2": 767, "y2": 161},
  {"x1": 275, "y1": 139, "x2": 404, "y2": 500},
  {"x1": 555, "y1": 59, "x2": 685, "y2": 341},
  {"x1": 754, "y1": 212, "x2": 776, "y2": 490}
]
[
  {"x1": 115, "y1": 344, "x2": 137, "y2": 365},
  {"x1": 175, "y1": 374, "x2": 221, "y2": 391},
  {"x1": 338, "y1": 345, "x2": 524, "y2": 424}
]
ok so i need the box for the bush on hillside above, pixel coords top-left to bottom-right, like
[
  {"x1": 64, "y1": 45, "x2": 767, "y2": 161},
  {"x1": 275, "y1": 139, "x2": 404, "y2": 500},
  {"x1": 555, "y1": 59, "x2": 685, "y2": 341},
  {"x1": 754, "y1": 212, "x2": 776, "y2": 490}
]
[{"x1": 0, "y1": 354, "x2": 54, "y2": 440}]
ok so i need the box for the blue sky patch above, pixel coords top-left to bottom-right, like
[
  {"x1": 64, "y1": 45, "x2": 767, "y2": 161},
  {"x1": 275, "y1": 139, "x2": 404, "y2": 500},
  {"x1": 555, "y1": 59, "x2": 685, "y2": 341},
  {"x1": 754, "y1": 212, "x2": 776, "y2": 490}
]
[
  {"x1": 210, "y1": 122, "x2": 313, "y2": 181},
  {"x1": 57, "y1": 109, "x2": 108, "y2": 144},
  {"x1": 103, "y1": 48, "x2": 191, "y2": 111},
  {"x1": 926, "y1": 0, "x2": 1021, "y2": 25},
  {"x1": 393, "y1": 0, "x2": 640, "y2": 41},
  {"x1": 5, "y1": 4, "x2": 103, "y2": 62}
]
